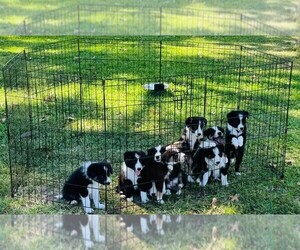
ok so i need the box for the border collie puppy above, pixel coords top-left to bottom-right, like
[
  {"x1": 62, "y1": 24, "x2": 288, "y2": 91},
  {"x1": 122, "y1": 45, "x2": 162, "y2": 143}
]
[
  {"x1": 202, "y1": 126, "x2": 225, "y2": 148},
  {"x1": 225, "y1": 110, "x2": 249, "y2": 175},
  {"x1": 180, "y1": 116, "x2": 207, "y2": 152},
  {"x1": 118, "y1": 151, "x2": 146, "y2": 202},
  {"x1": 62, "y1": 160, "x2": 112, "y2": 214},
  {"x1": 161, "y1": 149, "x2": 187, "y2": 195},
  {"x1": 139, "y1": 147, "x2": 169, "y2": 204},
  {"x1": 147, "y1": 145, "x2": 166, "y2": 162},
  {"x1": 191, "y1": 145, "x2": 228, "y2": 186}
]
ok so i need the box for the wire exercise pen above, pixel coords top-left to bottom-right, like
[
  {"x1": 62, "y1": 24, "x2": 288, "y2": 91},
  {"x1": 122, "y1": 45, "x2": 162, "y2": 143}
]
[
  {"x1": 3, "y1": 38, "x2": 292, "y2": 214},
  {"x1": 11, "y1": 4, "x2": 285, "y2": 36}
]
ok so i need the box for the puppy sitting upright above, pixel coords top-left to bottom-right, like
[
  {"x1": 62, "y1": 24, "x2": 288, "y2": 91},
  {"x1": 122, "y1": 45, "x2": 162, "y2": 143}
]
[
  {"x1": 180, "y1": 116, "x2": 207, "y2": 152},
  {"x1": 225, "y1": 110, "x2": 249, "y2": 175},
  {"x1": 191, "y1": 144, "x2": 228, "y2": 186},
  {"x1": 162, "y1": 149, "x2": 187, "y2": 195},
  {"x1": 118, "y1": 151, "x2": 146, "y2": 202},
  {"x1": 62, "y1": 160, "x2": 112, "y2": 214}
]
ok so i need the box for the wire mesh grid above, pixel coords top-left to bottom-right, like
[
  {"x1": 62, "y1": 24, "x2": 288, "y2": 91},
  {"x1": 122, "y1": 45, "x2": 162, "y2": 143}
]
[
  {"x1": 3, "y1": 38, "x2": 292, "y2": 213},
  {"x1": 11, "y1": 4, "x2": 285, "y2": 36}
]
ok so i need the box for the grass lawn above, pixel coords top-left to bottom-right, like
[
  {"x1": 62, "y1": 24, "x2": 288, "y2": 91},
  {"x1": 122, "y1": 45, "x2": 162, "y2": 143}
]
[{"x1": 0, "y1": 1, "x2": 299, "y2": 215}]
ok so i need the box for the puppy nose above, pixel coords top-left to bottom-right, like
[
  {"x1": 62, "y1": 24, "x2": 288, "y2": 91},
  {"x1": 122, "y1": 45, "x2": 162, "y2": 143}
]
[
  {"x1": 197, "y1": 133, "x2": 202, "y2": 136},
  {"x1": 155, "y1": 156, "x2": 160, "y2": 159},
  {"x1": 106, "y1": 181, "x2": 111, "y2": 185},
  {"x1": 218, "y1": 132, "x2": 222, "y2": 136},
  {"x1": 215, "y1": 161, "x2": 220, "y2": 165},
  {"x1": 240, "y1": 127, "x2": 244, "y2": 131},
  {"x1": 137, "y1": 168, "x2": 141, "y2": 171}
]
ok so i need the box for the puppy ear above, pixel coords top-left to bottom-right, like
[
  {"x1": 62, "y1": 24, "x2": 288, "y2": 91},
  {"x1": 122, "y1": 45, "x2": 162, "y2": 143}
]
[
  {"x1": 185, "y1": 117, "x2": 193, "y2": 125},
  {"x1": 124, "y1": 151, "x2": 133, "y2": 161},
  {"x1": 242, "y1": 111, "x2": 249, "y2": 118},
  {"x1": 227, "y1": 111, "x2": 237, "y2": 119},
  {"x1": 201, "y1": 117, "x2": 207, "y2": 127},
  {"x1": 218, "y1": 126, "x2": 225, "y2": 134},
  {"x1": 204, "y1": 128, "x2": 214, "y2": 138},
  {"x1": 139, "y1": 151, "x2": 146, "y2": 158}
]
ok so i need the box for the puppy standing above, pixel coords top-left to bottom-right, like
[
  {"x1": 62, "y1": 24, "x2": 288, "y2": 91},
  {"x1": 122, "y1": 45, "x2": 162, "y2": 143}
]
[
  {"x1": 139, "y1": 146, "x2": 169, "y2": 204},
  {"x1": 225, "y1": 110, "x2": 249, "y2": 175},
  {"x1": 61, "y1": 160, "x2": 113, "y2": 214}
]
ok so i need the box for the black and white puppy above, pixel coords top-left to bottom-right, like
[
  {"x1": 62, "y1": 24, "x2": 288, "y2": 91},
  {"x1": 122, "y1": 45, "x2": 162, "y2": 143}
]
[
  {"x1": 225, "y1": 110, "x2": 249, "y2": 175},
  {"x1": 118, "y1": 151, "x2": 146, "y2": 202},
  {"x1": 191, "y1": 144, "x2": 228, "y2": 186},
  {"x1": 177, "y1": 116, "x2": 207, "y2": 181},
  {"x1": 139, "y1": 147, "x2": 169, "y2": 204},
  {"x1": 147, "y1": 145, "x2": 166, "y2": 163},
  {"x1": 161, "y1": 149, "x2": 187, "y2": 195},
  {"x1": 62, "y1": 160, "x2": 112, "y2": 214},
  {"x1": 202, "y1": 126, "x2": 225, "y2": 148},
  {"x1": 180, "y1": 116, "x2": 208, "y2": 152}
]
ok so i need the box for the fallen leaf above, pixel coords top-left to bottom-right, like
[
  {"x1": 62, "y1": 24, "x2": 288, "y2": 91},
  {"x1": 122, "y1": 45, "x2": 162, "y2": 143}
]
[
  {"x1": 229, "y1": 194, "x2": 240, "y2": 202},
  {"x1": 211, "y1": 197, "x2": 218, "y2": 208}
]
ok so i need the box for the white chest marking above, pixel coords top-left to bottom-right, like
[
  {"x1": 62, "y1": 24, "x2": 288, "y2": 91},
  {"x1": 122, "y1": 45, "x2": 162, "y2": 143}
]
[{"x1": 231, "y1": 135, "x2": 244, "y2": 149}]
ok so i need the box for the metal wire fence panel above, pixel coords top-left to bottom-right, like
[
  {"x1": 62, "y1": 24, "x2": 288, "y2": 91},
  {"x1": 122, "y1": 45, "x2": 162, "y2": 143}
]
[
  {"x1": 11, "y1": 4, "x2": 286, "y2": 36},
  {"x1": 3, "y1": 38, "x2": 292, "y2": 213}
]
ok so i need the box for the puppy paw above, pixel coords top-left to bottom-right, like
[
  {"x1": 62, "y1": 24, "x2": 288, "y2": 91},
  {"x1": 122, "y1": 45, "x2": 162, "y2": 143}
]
[
  {"x1": 157, "y1": 199, "x2": 164, "y2": 204},
  {"x1": 126, "y1": 197, "x2": 133, "y2": 202},
  {"x1": 165, "y1": 189, "x2": 172, "y2": 195},
  {"x1": 119, "y1": 192, "x2": 126, "y2": 199},
  {"x1": 141, "y1": 197, "x2": 149, "y2": 203},
  {"x1": 221, "y1": 174, "x2": 229, "y2": 186},
  {"x1": 222, "y1": 180, "x2": 229, "y2": 186},
  {"x1": 140, "y1": 192, "x2": 149, "y2": 203},
  {"x1": 187, "y1": 175, "x2": 194, "y2": 183},
  {"x1": 95, "y1": 203, "x2": 105, "y2": 210},
  {"x1": 84, "y1": 207, "x2": 94, "y2": 214},
  {"x1": 70, "y1": 200, "x2": 78, "y2": 205},
  {"x1": 176, "y1": 189, "x2": 182, "y2": 195}
]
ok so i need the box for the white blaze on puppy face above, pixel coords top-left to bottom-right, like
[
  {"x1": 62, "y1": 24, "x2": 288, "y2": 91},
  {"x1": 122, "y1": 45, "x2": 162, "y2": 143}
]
[
  {"x1": 237, "y1": 114, "x2": 245, "y2": 132},
  {"x1": 154, "y1": 145, "x2": 163, "y2": 162},
  {"x1": 205, "y1": 147, "x2": 221, "y2": 167},
  {"x1": 227, "y1": 113, "x2": 247, "y2": 136}
]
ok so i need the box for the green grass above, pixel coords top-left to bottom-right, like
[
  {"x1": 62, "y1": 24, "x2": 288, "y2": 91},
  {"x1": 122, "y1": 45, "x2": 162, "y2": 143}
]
[{"x1": 0, "y1": 35, "x2": 299, "y2": 216}]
